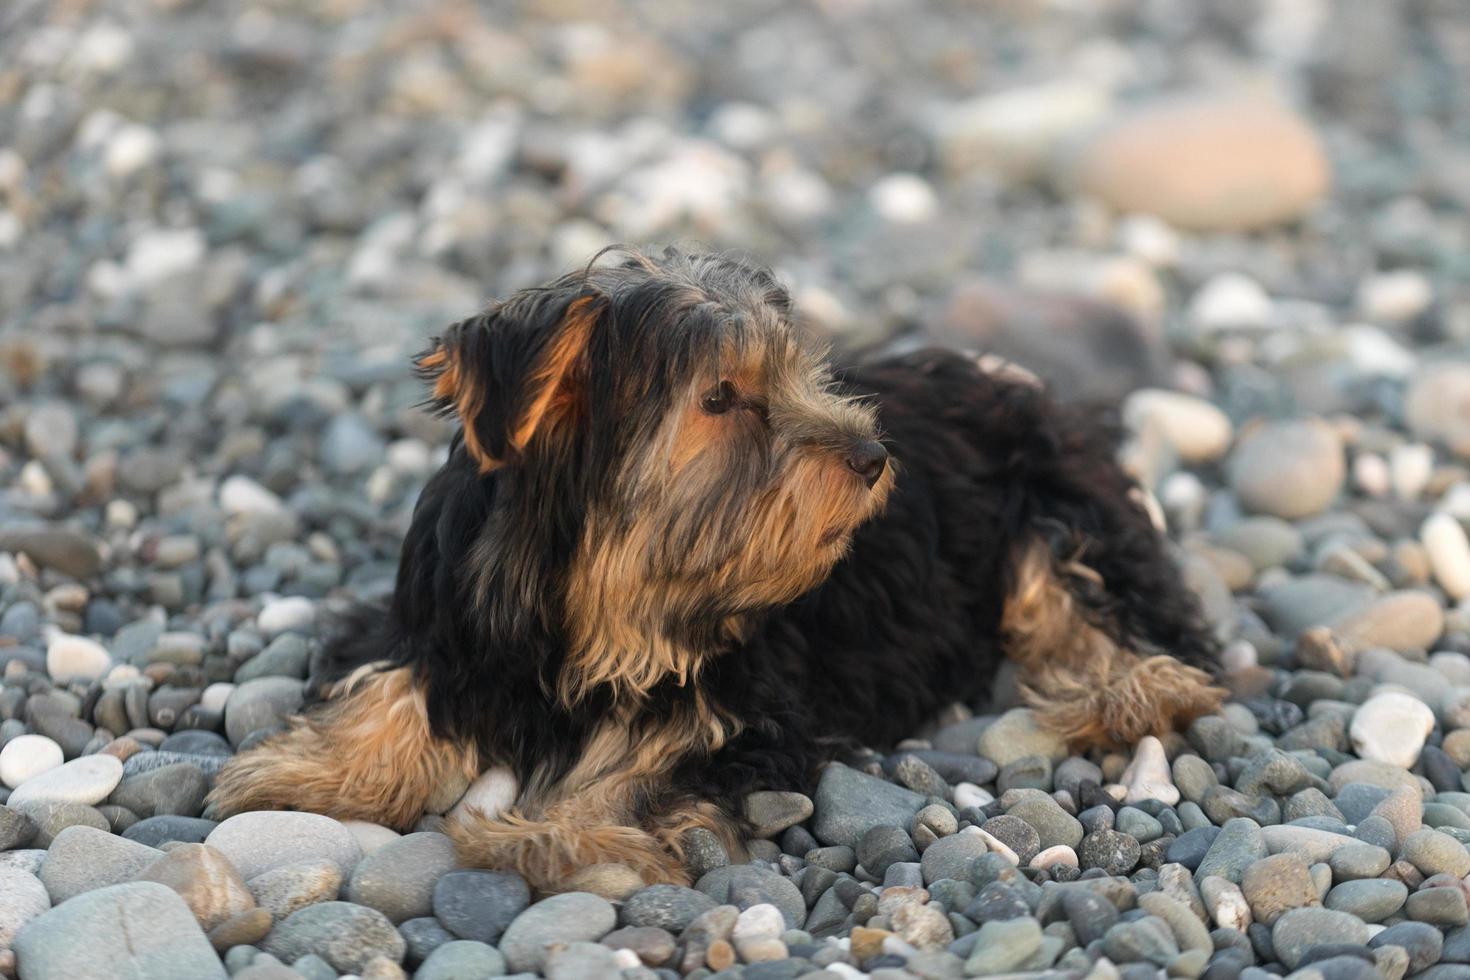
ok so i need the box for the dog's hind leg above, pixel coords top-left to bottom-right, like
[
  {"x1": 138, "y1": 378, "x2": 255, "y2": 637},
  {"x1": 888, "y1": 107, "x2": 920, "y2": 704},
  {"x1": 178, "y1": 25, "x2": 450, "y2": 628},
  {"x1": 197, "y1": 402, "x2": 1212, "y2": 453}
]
[
  {"x1": 206, "y1": 665, "x2": 478, "y2": 830},
  {"x1": 1001, "y1": 540, "x2": 1224, "y2": 750}
]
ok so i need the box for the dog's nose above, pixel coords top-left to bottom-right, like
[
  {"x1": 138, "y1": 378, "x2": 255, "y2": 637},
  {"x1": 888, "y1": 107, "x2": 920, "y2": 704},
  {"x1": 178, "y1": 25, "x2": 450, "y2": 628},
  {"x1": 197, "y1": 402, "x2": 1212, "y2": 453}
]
[{"x1": 846, "y1": 441, "x2": 888, "y2": 488}]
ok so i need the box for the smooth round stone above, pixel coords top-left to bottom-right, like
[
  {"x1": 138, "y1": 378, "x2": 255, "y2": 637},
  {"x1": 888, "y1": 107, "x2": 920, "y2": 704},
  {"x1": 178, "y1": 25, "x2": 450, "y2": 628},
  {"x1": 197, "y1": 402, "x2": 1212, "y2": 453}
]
[
  {"x1": 811, "y1": 762, "x2": 926, "y2": 848},
  {"x1": 1423, "y1": 512, "x2": 1470, "y2": 601},
  {"x1": 432, "y1": 869, "x2": 530, "y2": 944},
  {"x1": 983, "y1": 815, "x2": 1041, "y2": 865},
  {"x1": 7, "y1": 753, "x2": 122, "y2": 808},
  {"x1": 694, "y1": 864, "x2": 805, "y2": 930},
  {"x1": 342, "y1": 820, "x2": 401, "y2": 854},
  {"x1": 1406, "y1": 887, "x2": 1470, "y2": 926},
  {"x1": 260, "y1": 901, "x2": 405, "y2": 973},
  {"x1": 976, "y1": 709, "x2": 1068, "y2": 767},
  {"x1": 1078, "y1": 830, "x2": 1141, "y2": 876},
  {"x1": 223, "y1": 677, "x2": 305, "y2": 746},
  {"x1": 1271, "y1": 908, "x2": 1370, "y2": 969},
  {"x1": 1229, "y1": 419, "x2": 1345, "y2": 520},
  {"x1": 743, "y1": 791, "x2": 814, "y2": 839},
  {"x1": 39, "y1": 825, "x2": 163, "y2": 903},
  {"x1": 623, "y1": 883, "x2": 718, "y2": 933},
  {"x1": 256, "y1": 597, "x2": 315, "y2": 637},
  {"x1": 0, "y1": 734, "x2": 63, "y2": 789},
  {"x1": 0, "y1": 805, "x2": 37, "y2": 849},
  {"x1": 1194, "y1": 819, "x2": 1266, "y2": 884},
  {"x1": 123, "y1": 815, "x2": 219, "y2": 848},
  {"x1": 158, "y1": 730, "x2": 232, "y2": 757},
  {"x1": 1406, "y1": 364, "x2": 1470, "y2": 459},
  {"x1": 45, "y1": 634, "x2": 112, "y2": 684},
  {"x1": 920, "y1": 829, "x2": 989, "y2": 884},
  {"x1": 1402, "y1": 829, "x2": 1470, "y2": 878},
  {"x1": 1349, "y1": 692, "x2": 1435, "y2": 768},
  {"x1": 1330, "y1": 591, "x2": 1446, "y2": 654},
  {"x1": 1123, "y1": 389, "x2": 1233, "y2": 464},
  {"x1": 1328, "y1": 842, "x2": 1391, "y2": 881},
  {"x1": 1121, "y1": 736, "x2": 1179, "y2": 806},
  {"x1": 9, "y1": 800, "x2": 110, "y2": 847},
  {"x1": 0, "y1": 867, "x2": 49, "y2": 948},
  {"x1": 135, "y1": 843, "x2": 255, "y2": 931},
  {"x1": 1325, "y1": 879, "x2": 1407, "y2": 922},
  {"x1": 498, "y1": 892, "x2": 617, "y2": 974},
  {"x1": 1369, "y1": 921, "x2": 1443, "y2": 974},
  {"x1": 13, "y1": 881, "x2": 225, "y2": 980},
  {"x1": 206, "y1": 811, "x2": 362, "y2": 879},
  {"x1": 108, "y1": 763, "x2": 209, "y2": 818},
  {"x1": 399, "y1": 916, "x2": 455, "y2": 967},
  {"x1": 1007, "y1": 798, "x2": 1084, "y2": 851},
  {"x1": 246, "y1": 859, "x2": 343, "y2": 919},
  {"x1": 346, "y1": 832, "x2": 457, "y2": 924},
  {"x1": 415, "y1": 940, "x2": 508, "y2": 980}
]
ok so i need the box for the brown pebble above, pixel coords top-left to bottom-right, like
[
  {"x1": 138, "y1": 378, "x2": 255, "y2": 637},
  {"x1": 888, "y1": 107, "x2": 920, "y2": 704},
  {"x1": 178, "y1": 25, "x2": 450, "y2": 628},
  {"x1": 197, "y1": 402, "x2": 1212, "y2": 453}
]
[
  {"x1": 360, "y1": 955, "x2": 407, "y2": 980},
  {"x1": 100, "y1": 736, "x2": 144, "y2": 761},
  {"x1": 207, "y1": 907, "x2": 273, "y2": 951},
  {"x1": 705, "y1": 939, "x2": 736, "y2": 971},
  {"x1": 849, "y1": 926, "x2": 892, "y2": 961}
]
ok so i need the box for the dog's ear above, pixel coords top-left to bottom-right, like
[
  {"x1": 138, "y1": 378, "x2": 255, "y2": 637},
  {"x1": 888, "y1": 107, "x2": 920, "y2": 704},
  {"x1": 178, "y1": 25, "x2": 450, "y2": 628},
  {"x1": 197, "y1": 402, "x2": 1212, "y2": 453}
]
[{"x1": 417, "y1": 289, "x2": 605, "y2": 472}]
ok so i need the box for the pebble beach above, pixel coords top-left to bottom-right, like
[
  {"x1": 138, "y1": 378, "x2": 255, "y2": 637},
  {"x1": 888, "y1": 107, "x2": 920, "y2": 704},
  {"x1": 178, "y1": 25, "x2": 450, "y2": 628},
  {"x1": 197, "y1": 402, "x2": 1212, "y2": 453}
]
[{"x1": 5, "y1": 1, "x2": 1470, "y2": 979}]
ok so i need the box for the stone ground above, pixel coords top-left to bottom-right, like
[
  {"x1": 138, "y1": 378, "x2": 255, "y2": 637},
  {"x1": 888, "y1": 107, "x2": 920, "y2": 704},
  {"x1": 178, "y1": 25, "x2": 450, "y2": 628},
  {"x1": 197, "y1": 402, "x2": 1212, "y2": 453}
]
[{"x1": 5, "y1": 0, "x2": 1470, "y2": 978}]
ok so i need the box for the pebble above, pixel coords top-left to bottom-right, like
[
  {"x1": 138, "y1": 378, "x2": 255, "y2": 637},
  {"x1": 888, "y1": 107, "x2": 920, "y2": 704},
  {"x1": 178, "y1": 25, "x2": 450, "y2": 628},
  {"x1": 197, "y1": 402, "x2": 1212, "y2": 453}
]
[
  {"x1": 498, "y1": 892, "x2": 617, "y2": 973},
  {"x1": 1062, "y1": 97, "x2": 1329, "y2": 231},
  {"x1": 1423, "y1": 512, "x2": 1470, "y2": 601},
  {"x1": 256, "y1": 597, "x2": 315, "y2": 637},
  {"x1": 1229, "y1": 419, "x2": 1345, "y2": 520},
  {"x1": 444, "y1": 764, "x2": 517, "y2": 821},
  {"x1": 246, "y1": 859, "x2": 343, "y2": 919},
  {"x1": 135, "y1": 843, "x2": 255, "y2": 930},
  {"x1": 812, "y1": 763, "x2": 926, "y2": 848},
  {"x1": 744, "y1": 791, "x2": 814, "y2": 838},
  {"x1": 1123, "y1": 390, "x2": 1234, "y2": 464},
  {"x1": 206, "y1": 811, "x2": 361, "y2": 879},
  {"x1": 414, "y1": 940, "x2": 507, "y2": 980},
  {"x1": 1349, "y1": 692, "x2": 1435, "y2": 768},
  {"x1": 1323, "y1": 878, "x2": 1407, "y2": 922},
  {"x1": 345, "y1": 831, "x2": 457, "y2": 923},
  {"x1": 260, "y1": 900, "x2": 405, "y2": 973},
  {"x1": 1271, "y1": 907, "x2": 1370, "y2": 970},
  {"x1": 976, "y1": 709, "x2": 1068, "y2": 767},
  {"x1": 432, "y1": 869, "x2": 530, "y2": 943},
  {"x1": 223, "y1": 677, "x2": 305, "y2": 746},
  {"x1": 1400, "y1": 829, "x2": 1470, "y2": 878},
  {"x1": 0, "y1": 734, "x2": 63, "y2": 789},
  {"x1": 44, "y1": 633, "x2": 112, "y2": 683},
  {"x1": 1195, "y1": 819, "x2": 1268, "y2": 884},
  {"x1": 920, "y1": 829, "x2": 989, "y2": 883},
  {"x1": 0, "y1": 867, "x2": 49, "y2": 948},
  {"x1": 1121, "y1": 736, "x2": 1179, "y2": 805},
  {"x1": 1406, "y1": 364, "x2": 1470, "y2": 458},
  {"x1": 38, "y1": 824, "x2": 162, "y2": 902},
  {"x1": 13, "y1": 881, "x2": 225, "y2": 979},
  {"x1": 7, "y1": 753, "x2": 123, "y2": 808}
]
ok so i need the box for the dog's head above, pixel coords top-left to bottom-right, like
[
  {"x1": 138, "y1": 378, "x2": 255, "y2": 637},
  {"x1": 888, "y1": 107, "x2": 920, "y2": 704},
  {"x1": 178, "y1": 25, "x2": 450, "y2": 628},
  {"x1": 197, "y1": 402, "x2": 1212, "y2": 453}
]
[{"x1": 417, "y1": 246, "x2": 892, "y2": 698}]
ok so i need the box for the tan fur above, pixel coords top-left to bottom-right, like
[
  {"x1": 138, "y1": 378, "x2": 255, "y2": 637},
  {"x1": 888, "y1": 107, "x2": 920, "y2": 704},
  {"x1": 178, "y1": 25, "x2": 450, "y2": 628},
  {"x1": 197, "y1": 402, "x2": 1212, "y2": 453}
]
[
  {"x1": 452, "y1": 698, "x2": 743, "y2": 892},
  {"x1": 206, "y1": 666, "x2": 479, "y2": 830},
  {"x1": 1002, "y1": 541, "x2": 1223, "y2": 749}
]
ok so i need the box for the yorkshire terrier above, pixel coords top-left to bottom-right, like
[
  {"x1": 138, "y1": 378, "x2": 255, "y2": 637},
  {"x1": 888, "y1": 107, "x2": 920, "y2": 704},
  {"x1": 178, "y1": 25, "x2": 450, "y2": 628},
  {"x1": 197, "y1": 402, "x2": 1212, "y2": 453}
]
[{"x1": 208, "y1": 246, "x2": 1222, "y2": 890}]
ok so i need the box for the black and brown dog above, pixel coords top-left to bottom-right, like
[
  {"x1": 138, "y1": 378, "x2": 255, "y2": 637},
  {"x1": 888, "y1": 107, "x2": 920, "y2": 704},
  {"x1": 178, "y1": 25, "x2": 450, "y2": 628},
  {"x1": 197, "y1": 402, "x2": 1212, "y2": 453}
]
[{"x1": 208, "y1": 246, "x2": 1222, "y2": 890}]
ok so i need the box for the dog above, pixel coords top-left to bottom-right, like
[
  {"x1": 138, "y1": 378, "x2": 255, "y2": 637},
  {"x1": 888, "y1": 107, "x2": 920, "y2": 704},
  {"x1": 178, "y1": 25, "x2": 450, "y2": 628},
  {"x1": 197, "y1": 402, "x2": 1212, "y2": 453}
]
[{"x1": 208, "y1": 246, "x2": 1222, "y2": 890}]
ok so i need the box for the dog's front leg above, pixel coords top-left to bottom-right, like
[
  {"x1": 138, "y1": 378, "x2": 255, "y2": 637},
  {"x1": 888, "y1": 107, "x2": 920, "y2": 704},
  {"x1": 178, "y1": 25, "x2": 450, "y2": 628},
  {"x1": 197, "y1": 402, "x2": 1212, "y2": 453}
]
[{"x1": 206, "y1": 665, "x2": 478, "y2": 830}]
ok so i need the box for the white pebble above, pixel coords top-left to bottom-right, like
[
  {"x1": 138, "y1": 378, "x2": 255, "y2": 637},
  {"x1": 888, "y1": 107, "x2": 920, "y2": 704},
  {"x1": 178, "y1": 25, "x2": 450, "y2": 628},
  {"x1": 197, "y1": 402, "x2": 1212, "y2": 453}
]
[
  {"x1": 341, "y1": 820, "x2": 402, "y2": 855},
  {"x1": 200, "y1": 682, "x2": 235, "y2": 714},
  {"x1": 1159, "y1": 472, "x2": 1207, "y2": 533},
  {"x1": 1121, "y1": 735, "x2": 1179, "y2": 806},
  {"x1": 1188, "y1": 273, "x2": 1273, "y2": 332},
  {"x1": 1423, "y1": 512, "x2": 1470, "y2": 602},
  {"x1": 104, "y1": 123, "x2": 160, "y2": 180},
  {"x1": 6, "y1": 754, "x2": 123, "y2": 807},
  {"x1": 1350, "y1": 691, "x2": 1435, "y2": 768},
  {"x1": 0, "y1": 735, "x2": 64, "y2": 789},
  {"x1": 1122, "y1": 389, "x2": 1234, "y2": 464},
  {"x1": 45, "y1": 633, "x2": 112, "y2": 683},
  {"x1": 971, "y1": 826, "x2": 1019, "y2": 865},
  {"x1": 611, "y1": 948, "x2": 642, "y2": 969},
  {"x1": 1357, "y1": 269, "x2": 1433, "y2": 323},
  {"x1": 1352, "y1": 452, "x2": 1390, "y2": 499},
  {"x1": 1391, "y1": 444, "x2": 1435, "y2": 502},
  {"x1": 732, "y1": 903, "x2": 784, "y2": 943},
  {"x1": 219, "y1": 475, "x2": 286, "y2": 516},
  {"x1": 1200, "y1": 876, "x2": 1252, "y2": 931},
  {"x1": 449, "y1": 765, "x2": 519, "y2": 825},
  {"x1": 953, "y1": 782, "x2": 993, "y2": 810},
  {"x1": 257, "y1": 596, "x2": 315, "y2": 637},
  {"x1": 18, "y1": 461, "x2": 53, "y2": 498},
  {"x1": 104, "y1": 499, "x2": 139, "y2": 529},
  {"x1": 868, "y1": 173, "x2": 938, "y2": 224},
  {"x1": 1220, "y1": 640, "x2": 1258, "y2": 673},
  {"x1": 1116, "y1": 213, "x2": 1180, "y2": 267},
  {"x1": 1029, "y1": 845, "x2": 1079, "y2": 871},
  {"x1": 101, "y1": 664, "x2": 141, "y2": 689},
  {"x1": 125, "y1": 226, "x2": 205, "y2": 286}
]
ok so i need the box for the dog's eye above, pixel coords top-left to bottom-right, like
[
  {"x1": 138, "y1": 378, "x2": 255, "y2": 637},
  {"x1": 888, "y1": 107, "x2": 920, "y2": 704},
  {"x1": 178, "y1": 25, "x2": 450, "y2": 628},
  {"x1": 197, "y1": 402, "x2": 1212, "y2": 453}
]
[{"x1": 701, "y1": 380, "x2": 737, "y2": 415}]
